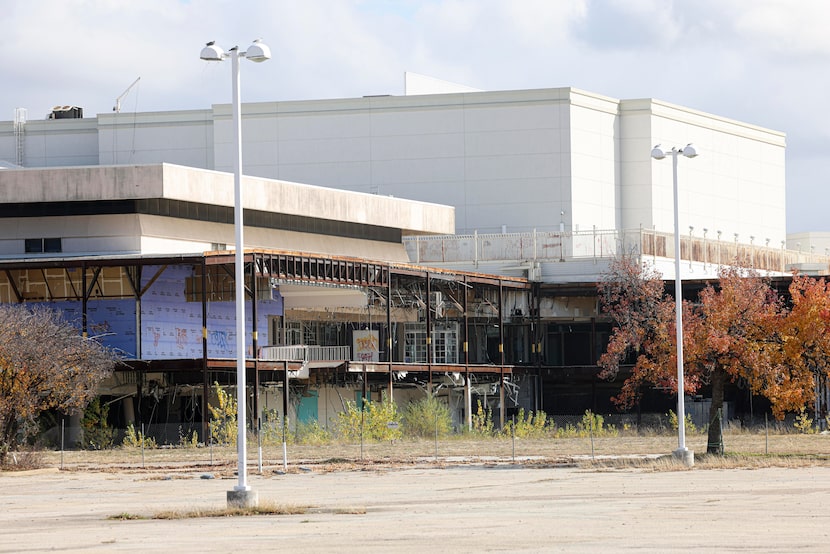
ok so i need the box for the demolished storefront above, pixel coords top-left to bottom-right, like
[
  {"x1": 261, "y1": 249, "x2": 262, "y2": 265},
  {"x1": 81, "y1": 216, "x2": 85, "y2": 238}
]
[{"x1": 0, "y1": 250, "x2": 533, "y2": 443}]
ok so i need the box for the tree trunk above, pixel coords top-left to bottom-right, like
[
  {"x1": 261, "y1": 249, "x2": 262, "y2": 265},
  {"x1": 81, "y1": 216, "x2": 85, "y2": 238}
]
[
  {"x1": 0, "y1": 417, "x2": 19, "y2": 465},
  {"x1": 707, "y1": 367, "x2": 726, "y2": 455}
]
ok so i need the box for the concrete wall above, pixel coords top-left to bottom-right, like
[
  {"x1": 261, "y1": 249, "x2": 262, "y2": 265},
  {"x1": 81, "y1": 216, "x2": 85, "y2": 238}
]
[
  {"x1": 0, "y1": 86, "x2": 788, "y2": 247},
  {"x1": 0, "y1": 214, "x2": 142, "y2": 256},
  {"x1": 0, "y1": 164, "x2": 454, "y2": 260},
  {"x1": 0, "y1": 211, "x2": 415, "y2": 261},
  {"x1": 787, "y1": 232, "x2": 830, "y2": 255},
  {"x1": 568, "y1": 91, "x2": 620, "y2": 233},
  {"x1": 210, "y1": 90, "x2": 577, "y2": 235},
  {"x1": 0, "y1": 164, "x2": 453, "y2": 235},
  {"x1": 97, "y1": 110, "x2": 214, "y2": 167},
  {"x1": 620, "y1": 99, "x2": 787, "y2": 247},
  {"x1": 0, "y1": 116, "x2": 99, "y2": 167}
]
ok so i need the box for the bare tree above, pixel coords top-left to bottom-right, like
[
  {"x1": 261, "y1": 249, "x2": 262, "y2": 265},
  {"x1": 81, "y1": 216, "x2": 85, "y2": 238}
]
[{"x1": 0, "y1": 304, "x2": 118, "y2": 463}]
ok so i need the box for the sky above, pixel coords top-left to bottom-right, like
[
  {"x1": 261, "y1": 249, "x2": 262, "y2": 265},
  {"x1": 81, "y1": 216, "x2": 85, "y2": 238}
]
[{"x1": 2, "y1": 0, "x2": 829, "y2": 233}]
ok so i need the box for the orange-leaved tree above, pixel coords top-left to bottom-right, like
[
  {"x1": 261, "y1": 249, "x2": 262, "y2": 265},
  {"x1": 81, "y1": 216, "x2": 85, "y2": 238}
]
[
  {"x1": 598, "y1": 253, "x2": 704, "y2": 406},
  {"x1": 771, "y1": 274, "x2": 830, "y2": 421},
  {"x1": 0, "y1": 304, "x2": 119, "y2": 464},
  {"x1": 598, "y1": 259, "x2": 808, "y2": 454},
  {"x1": 684, "y1": 267, "x2": 784, "y2": 453}
]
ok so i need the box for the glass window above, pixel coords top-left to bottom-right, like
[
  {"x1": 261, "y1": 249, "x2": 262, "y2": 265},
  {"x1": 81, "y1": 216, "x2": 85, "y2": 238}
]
[{"x1": 24, "y1": 238, "x2": 62, "y2": 253}]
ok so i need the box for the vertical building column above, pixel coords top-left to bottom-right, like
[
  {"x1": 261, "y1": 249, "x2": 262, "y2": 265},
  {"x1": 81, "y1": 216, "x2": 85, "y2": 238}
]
[
  {"x1": 250, "y1": 257, "x2": 259, "y2": 431},
  {"x1": 425, "y1": 273, "x2": 432, "y2": 394},
  {"x1": 498, "y1": 281, "x2": 505, "y2": 429},
  {"x1": 463, "y1": 275, "x2": 471, "y2": 431},
  {"x1": 386, "y1": 278, "x2": 393, "y2": 402},
  {"x1": 201, "y1": 260, "x2": 210, "y2": 443}
]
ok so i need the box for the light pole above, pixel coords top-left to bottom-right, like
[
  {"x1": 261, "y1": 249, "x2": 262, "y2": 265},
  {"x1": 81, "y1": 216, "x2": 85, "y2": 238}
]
[
  {"x1": 651, "y1": 143, "x2": 697, "y2": 466},
  {"x1": 201, "y1": 39, "x2": 271, "y2": 507}
]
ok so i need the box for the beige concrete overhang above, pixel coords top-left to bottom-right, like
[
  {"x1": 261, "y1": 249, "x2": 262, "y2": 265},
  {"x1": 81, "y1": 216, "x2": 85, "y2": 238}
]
[{"x1": 0, "y1": 163, "x2": 455, "y2": 236}]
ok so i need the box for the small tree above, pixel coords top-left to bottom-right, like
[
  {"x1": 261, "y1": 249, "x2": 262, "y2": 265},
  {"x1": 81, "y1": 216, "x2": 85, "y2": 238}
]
[
  {"x1": 597, "y1": 253, "x2": 674, "y2": 385},
  {"x1": 0, "y1": 304, "x2": 117, "y2": 464},
  {"x1": 685, "y1": 267, "x2": 784, "y2": 452},
  {"x1": 80, "y1": 397, "x2": 115, "y2": 450},
  {"x1": 470, "y1": 400, "x2": 495, "y2": 436},
  {"x1": 336, "y1": 399, "x2": 402, "y2": 442},
  {"x1": 402, "y1": 395, "x2": 453, "y2": 438},
  {"x1": 208, "y1": 382, "x2": 237, "y2": 446},
  {"x1": 598, "y1": 260, "x2": 809, "y2": 454}
]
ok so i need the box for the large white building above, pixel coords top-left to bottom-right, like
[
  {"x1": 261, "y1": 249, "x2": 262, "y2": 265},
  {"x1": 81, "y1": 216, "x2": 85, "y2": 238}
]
[
  {"x1": 2, "y1": 83, "x2": 824, "y2": 281},
  {"x1": 0, "y1": 81, "x2": 821, "y2": 429}
]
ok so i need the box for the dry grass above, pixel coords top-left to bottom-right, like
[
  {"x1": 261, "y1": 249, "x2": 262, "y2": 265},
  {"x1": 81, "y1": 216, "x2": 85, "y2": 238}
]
[
  {"x1": 28, "y1": 429, "x2": 830, "y2": 475},
  {"x1": 109, "y1": 500, "x2": 311, "y2": 521},
  {"x1": 0, "y1": 448, "x2": 46, "y2": 471},
  {"x1": 107, "y1": 502, "x2": 372, "y2": 521}
]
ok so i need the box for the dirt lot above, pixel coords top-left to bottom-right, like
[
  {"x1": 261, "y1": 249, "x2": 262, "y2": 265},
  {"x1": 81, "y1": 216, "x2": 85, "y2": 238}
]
[{"x1": 3, "y1": 453, "x2": 830, "y2": 553}]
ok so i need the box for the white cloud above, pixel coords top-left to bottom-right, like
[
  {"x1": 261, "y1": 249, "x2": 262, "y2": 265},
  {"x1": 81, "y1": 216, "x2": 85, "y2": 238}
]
[
  {"x1": 730, "y1": 0, "x2": 830, "y2": 58},
  {"x1": 1, "y1": 0, "x2": 828, "y2": 232}
]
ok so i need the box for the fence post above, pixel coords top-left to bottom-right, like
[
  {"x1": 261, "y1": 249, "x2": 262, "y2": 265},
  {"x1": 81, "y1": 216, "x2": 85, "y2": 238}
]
[
  {"x1": 589, "y1": 412, "x2": 595, "y2": 460},
  {"x1": 434, "y1": 407, "x2": 439, "y2": 461},
  {"x1": 257, "y1": 417, "x2": 263, "y2": 475},
  {"x1": 511, "y1": 414, "x2": 516, "y2": 464},
  {"x1": 282, "y1": 412, "x2": 288, "y2": 472}
]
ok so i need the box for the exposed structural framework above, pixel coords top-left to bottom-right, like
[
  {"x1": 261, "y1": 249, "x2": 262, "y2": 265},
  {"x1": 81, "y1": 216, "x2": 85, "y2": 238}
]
[{"x1": 0, "y1": 249, "x2": 532, "y2": 438}]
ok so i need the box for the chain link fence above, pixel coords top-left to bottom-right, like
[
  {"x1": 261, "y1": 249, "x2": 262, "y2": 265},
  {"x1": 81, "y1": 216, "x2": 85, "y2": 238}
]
[{"x1": 16, "y1": 410, "x2": 830, "y2": 471}]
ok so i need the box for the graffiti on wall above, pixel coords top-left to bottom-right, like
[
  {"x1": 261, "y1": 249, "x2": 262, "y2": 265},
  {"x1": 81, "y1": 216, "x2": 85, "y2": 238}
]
[
  {"x1": 140, "y1": 265, "x2": 282, "y2": 359},
  {"x1": 36, "y1": 264, "x2": 283, "y2": 361},
  {"x1": 353, "y1": 329, "x2": 379, "y2": 362}
]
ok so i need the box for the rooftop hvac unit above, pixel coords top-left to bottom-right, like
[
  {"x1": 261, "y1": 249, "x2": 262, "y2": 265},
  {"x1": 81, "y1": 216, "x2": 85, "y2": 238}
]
[{"x1": 49, "y1": 105, "x2": 83, "y2": 119}]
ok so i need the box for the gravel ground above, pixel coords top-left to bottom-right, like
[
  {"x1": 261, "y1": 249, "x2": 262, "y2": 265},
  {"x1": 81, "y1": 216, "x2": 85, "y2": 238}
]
[{"x1": 3, "y1": 460, "x2": 830, "y2": 553}]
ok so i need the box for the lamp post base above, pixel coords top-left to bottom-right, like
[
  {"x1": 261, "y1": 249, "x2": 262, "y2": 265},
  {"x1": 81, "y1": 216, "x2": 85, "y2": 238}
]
[
  {"x1": 672, "y1": 448, "x2": 695, "y2": 467},
  {"x1": 227, "y1": 489, "x2": 259, "y2": 508}
]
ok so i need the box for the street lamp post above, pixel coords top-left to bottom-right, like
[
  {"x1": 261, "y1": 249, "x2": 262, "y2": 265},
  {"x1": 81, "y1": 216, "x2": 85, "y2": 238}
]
[
  {"x1": 651, "y1": 143, "x2": 697, "y2": 467},
  {"x1": 201, "y1": 39, "x2": 271, "y2": 507}
]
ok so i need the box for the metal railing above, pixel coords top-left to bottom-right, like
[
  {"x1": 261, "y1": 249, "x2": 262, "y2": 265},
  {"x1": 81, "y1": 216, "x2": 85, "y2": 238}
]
[
  {"x1": 260, "y1": 344, "x2": 351, "y2": 362},
  {"x1": 404, "y1": 229, "x2": 830, "y2": 275}
]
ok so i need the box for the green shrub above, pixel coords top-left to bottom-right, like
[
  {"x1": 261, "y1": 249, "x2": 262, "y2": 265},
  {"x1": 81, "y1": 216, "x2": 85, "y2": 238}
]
[
  {"x1": 580, "y1": 410, "x2": 617, "y2": 437},
  {"x1": 668, "y1": 409, "x2": 700, "y2": 435},
  {"x1": 208, "y1": 382, "x2": 237, "y2": 446},
  {"x1": 122, "y1": 423, "x2": 157, "y2": 449},
  {"x1": 553, "y1": 410, "x2": 618, "y2": 438},
  {"x1": 260, "y1": 409, "x2": 290, "y2": 446},
  {"x1": 504, "y1": 408, "x2": 549, "y2": 438},
  {"x1": 177, "y1": 426, "x2": 199, "y2": 448},
  {"x1": 469, "y1": 400, "x2": 495, "y2": 437},
  {"x1": 81, "y1": 397, "x2": 115, "y2": 450},
  {"x1": 295, "y1": 420, "x2": 332, "y2": 445},
  {"x1": 402, "y1": 396, "x2": 453, "y2": 438},
  {"x1": 336, "y1": 399, "x2": 402, "y2": 442},
  {"x1": 794, "y1": 408, "x2": 815, "y2": 434}
]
